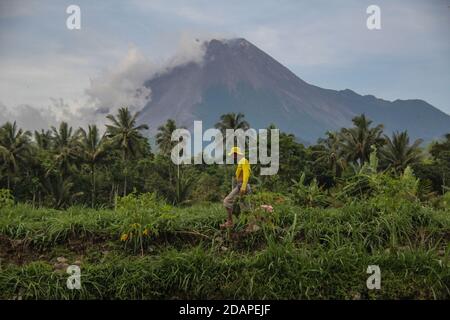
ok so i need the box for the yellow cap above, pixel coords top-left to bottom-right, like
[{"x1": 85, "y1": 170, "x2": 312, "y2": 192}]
[{"x1": 228, "y1": 146, "x2": 243, "y2": 156}]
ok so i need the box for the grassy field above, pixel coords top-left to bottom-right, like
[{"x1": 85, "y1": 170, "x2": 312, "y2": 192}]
[{"x1": 0, "y1": 192, "x2": 449, "y2": 300}]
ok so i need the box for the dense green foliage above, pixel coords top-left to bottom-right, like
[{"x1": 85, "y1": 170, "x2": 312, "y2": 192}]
[
  {"x1": 1, "y1": 110, "x2": 449, "y2": 207},
  {"x1": 0, "y1": 110, "x2": 449, "y2": 299}
]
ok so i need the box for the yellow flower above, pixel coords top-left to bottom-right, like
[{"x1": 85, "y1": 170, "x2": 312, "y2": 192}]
[
  {"x1": 143, "y1": 228, "x2": 149, "y2": 236},
  {"x1": 120, "y1": 233, "x2": 129, "y2": 241}
]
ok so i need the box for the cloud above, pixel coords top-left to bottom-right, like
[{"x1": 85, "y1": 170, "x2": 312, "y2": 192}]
[
  {"x1": 166, "y1": 33, "x2": 209, "y2": 68},
  {"x1": 0, "y1": 101, "x2": 58, "y2": 132},
  {"x1": 84, "y1": 46, "x2": 154, "y2": 117},
  {"x1": 0, "y1": 36, "x2": 208, "y2": 131},
  {"x1": 130, "y1": 0, "x2": 227, "y2": 26},
  {"x1": 82, "y1": 37, "x2": 207, "y2": 126},
  {"x1": 0, "y1": 0, "x2": 43, "y2": 18},
  {"x1": 1, "y1": 0, "x2": 449, "y2": 120},
  {"x1": 169, "y1": 5, "x2": 226, "y2": 25}
]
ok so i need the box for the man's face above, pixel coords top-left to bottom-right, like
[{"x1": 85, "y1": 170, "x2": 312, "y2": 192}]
[{"x1": 233, "y1": 153, "x2": 238, "y2": 163}]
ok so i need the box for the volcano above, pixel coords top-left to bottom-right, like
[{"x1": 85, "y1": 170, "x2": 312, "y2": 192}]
[{"x1": 139, "y1": 38, "x2": 450, "y2": 143}]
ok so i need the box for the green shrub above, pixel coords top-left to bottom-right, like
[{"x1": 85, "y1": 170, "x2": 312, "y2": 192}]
[
  {"x1": 0, "y1": 189, "x2": 14, "y2": 207},
  {"x1": 116, "y1": 192, "x2": 175, "y2": 254},
  {"x1": 436, "y1": 192, "x2": 450, "y2": 209},
  {"x1": 291, "y1": 173, "x2": 329, "y2": 207},
  {"x1": 245, "y1": 191, "x2": 290, "y2": 206}
]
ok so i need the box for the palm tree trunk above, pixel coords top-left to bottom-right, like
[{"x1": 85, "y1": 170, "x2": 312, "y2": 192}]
[
  {"x1": 123, "y1": 151, "x2": 127, "y2": 196},
  {"x1": 443, "y1": 170, "x2": 446, "y2": 195},
  {"x1": 177, "y1": 163, "x2": 181, "y2": 204},
  {"x1": 7, "y1": 175, "x2": 10, "y2": 190},
  {"x1": 91, "y1": 163, "x2": 96, "y2": 208},
  {"x1": 114, "y1": 185, "x2": 119, "y2": 211},
  {"x1": 124, "y1": 175, "x2": 127, "y2": 196}
]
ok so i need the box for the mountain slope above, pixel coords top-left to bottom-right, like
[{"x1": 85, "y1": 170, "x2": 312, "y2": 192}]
[{"x1": 140, "y1": 38, "x2": 450, "y2": 143}]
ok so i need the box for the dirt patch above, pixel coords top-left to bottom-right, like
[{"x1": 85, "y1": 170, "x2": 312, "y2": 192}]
[
  {"x1": 0, "y1": 229, "x2": 276, "y2": 266},
  {"x1": 0, "y1": 234, "x2": 114, "y2": 266},
  {"x1": 0, "y1": 235, "x2": 38, "y2": 265}
]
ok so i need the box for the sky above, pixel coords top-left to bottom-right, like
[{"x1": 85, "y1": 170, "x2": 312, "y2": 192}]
[{"x1": 0, "y1": 0, "x2": 449, "y2": 130}]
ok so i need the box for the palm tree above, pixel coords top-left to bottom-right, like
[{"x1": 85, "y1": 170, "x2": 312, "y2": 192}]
[
  {"x1": 25, "y1": 130, "x2": 53, "y2": 208},
  {"x1": 430, "y1": 133, "x2": 450, "y2": 162},
  {"x1": 339, "y1": 114, "x2": 385, "y2": 165},
  {"x1": 156, "y1": 119, "x2": 178, "y2": 156},
  {"x1": 171, "y1": 166, "x2": 197, "y2": 205},
  {"x1": 215, "y1": 112, "x2": 250, "y2": 134},
  {"x1": 215, "y1": 113, "x2": 251, "y2": 189},
  {"x1": 380, "y1": 131, "x2": 423, "y2": 174},
  {"x1": 105, "y1": 107, "x2": 149, "y2": 195},
  {"x1": 215, "y1": 112, "x2": 251, "y2": 155},
  {"x1": 42, "y1": 175, "x2": 83, "y2": 209},
  {"x1": 314, "y1": 131, "x2": 346, "y2": 177},
  {"x1": 49, "y1": 122, "x2": 80, "y2": 177},
  {"x1": 79, "y1": 125, "x2": 108, "y2": 207},
  {"x1": 0, "y1": 121, "x2": 31, "y2": 190},
  {"x1": 34, "y1": 129, "x2": 53, "y2": 150},
  {"x1": 429, "y1": 133, "x2": 450, "y2": 193}
]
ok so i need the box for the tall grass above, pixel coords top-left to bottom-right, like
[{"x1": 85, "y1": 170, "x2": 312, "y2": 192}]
[
  {"x1": 0, "y1": 192, "x2": 448, "y2": 299},
  {"x1": 0, "y1": 245, "x2": 448, "y2": 299}
]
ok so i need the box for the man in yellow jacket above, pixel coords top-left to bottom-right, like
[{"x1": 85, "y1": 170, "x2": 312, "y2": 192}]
[{"x1": 221, "y1": 147, "x2": 251, "y2": 229}]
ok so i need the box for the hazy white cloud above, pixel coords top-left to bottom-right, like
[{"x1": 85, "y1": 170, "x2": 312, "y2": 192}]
[
  {"x1": 0, "y1": 54, "x2": 92, "y2": 111},
  {"x1": 131, "y1": 0, "x2": 227, "y2": 26},
  {"x1": 84, "y1": 46, "x2": 154, "y2": 116},
  {"x1": 0, "y1": 102, "x2": 9, "y2": 124},
  {"x1": 82, "y1": 36, "x2": 207, "y2": 126},
  {"x1": 242, "y1": 1, "x2": 449, "y2": 68},
  {"x1": 0, "y1": 101, "x2": 58, "y2": 132},
  {"x1": 0, "y1": 0, "x2": 43, "y2": 18},
  {"x1": 166, "y1": 33, "x2": 209, "y2": 67},
  {"x1": 0, "y1": 36, "x2": 208, "y2": 131},
  {"x1": 170, "y1": 5, "x2": 226, "y2": 26}
]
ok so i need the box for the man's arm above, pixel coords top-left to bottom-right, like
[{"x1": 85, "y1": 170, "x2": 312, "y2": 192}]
[
  {"x1": 240, "y1": 161, "x2": 250, "y2": 193},
  {"x1": 235, "y1": 164, "x2": 242, "y2": 181}
]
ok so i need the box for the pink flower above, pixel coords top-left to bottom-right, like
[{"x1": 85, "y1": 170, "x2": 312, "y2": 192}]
[{"x1": 260, "y1": 205, "x2": 274, "y2": 213}]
